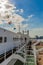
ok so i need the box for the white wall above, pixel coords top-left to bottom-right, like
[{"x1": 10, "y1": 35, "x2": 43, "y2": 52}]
[
  {"x1": 0, "y1": 28, "x2": 21, "y2": 54},
  {"x1": 0, "y1": 28, "x2": 29, "y2": 55}
]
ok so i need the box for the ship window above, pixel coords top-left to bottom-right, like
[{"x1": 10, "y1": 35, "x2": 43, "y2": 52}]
[
  {"x1": 4, "y1": 37, "x2": 7, "y2": 42},
  {"x1": 0, "y1": 37, "x2": 2, "y2": 43},
  {"x1": 13, "y1": 37, "x2": 19, "y2": 41},
  {"x1": 13, "y1": 38, "x2": 15, "y2": 40},
  {"x1": 25, "y1": 37, "x2": 27, "y2": 42}
]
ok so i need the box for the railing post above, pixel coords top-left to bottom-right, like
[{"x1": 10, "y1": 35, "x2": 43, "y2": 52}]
[
  {"x1": 12, "y1": 48, "x2": 13, "y2": 54},
  {"x1": 4, "y1": 49, "x2": 6, "y2": 60}
]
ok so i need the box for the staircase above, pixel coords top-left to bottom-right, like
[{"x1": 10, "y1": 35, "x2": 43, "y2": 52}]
[
  {"x1": 0, "y1": 41, "x2": 36, "y2": 65},
  {"x1": 25, "y1": 55, "x2": 35, "y2": 65},
  {"x1": 24, "y1": 41, "x2": 35, "y2": 65}
]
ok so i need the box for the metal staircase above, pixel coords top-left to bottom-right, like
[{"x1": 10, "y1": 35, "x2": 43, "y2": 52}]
[
  {"x1": 25, "y1": 55, "x2": 35, "y2": 65},
  {"x1": 24, "y1": 41, "x2": 35, "y2": 65}
]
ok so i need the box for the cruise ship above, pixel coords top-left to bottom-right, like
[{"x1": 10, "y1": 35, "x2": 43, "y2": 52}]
[
  {"x1": 0, "y1": 27, "x2": 43, "y2": 65},
  {"x1": 0, "y1": 27, "x2": 29, "y2": 65},
  {"x1": 0, "y1": 0, "x2": 43, "y2": 65}
]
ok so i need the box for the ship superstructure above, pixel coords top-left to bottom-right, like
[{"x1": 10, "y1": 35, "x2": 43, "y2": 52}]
[{"x1": 0, "y1": 27, "x2": 29, "y2": 65}]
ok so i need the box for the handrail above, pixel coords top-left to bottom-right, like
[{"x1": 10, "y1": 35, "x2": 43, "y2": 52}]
[{"x1": 0, "y1": 43, "x2": 26, "y2": 65}]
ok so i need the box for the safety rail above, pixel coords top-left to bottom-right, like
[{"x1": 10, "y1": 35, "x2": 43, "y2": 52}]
[
  {"x1": 0, "y1": 40, "x2": 30, "y2": 65},
  {"x1": 0, "y1": 48, "x2": 16, "y2": 63}
]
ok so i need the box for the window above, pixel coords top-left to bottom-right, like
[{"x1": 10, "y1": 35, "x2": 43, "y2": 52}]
[
  {"x1": 4, "y1": 37, "x2": 7, "y2": 42},
  {"x1": 13, "y1": 38, "x2": 15, "y2": 40},
  {"x1": 13, "y1": 37, "x2": 19, "y2": 41},
  {"x1": 0, "y1": 37, "x2": 2, "y2": 43},
  {"x1": 25, "y1": 37, "x2": 27, "y2": 42}
]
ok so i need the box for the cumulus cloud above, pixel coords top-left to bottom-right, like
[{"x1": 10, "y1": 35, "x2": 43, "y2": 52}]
[
  {"x1": 22, "y1": 24, "x2": 28, "y2": 28},
  {"x1": 0, "y1": 0, "x2": 24, "y2": 23},
  {"x1": 11, "y1": 14, "x2": 25, "y2": 32},
  {"x1": 0, "y1": 0, "x2": 35, "y2": 33},
  {"x1": 16, "y1": 9, "x2": 24, "y2": 14},
  {"x1": 12, "y1": 14, "x2": 24, "y2": 24},
  {"x1": 11, "y1": 14, "x2": 34, "y2": 32},
  {"x1": 28, "y1": 15, "x2": 34, "y2": 19},
  {"x1": 20, "y1": 9, "x2": 24, "y2": 13},
  {"x1": 24, "y1": 14, "x2": 34, "y2": 22},
  {"x1": 14, "y1": 23, "x2": 29, "y2": 32}
]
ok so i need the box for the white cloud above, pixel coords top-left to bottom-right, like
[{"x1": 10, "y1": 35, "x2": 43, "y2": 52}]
[
  {"x1": 0, "y1": 0, "x2": 25, "y2": 32},
  {"x1": 6, "y1": 14, "x2": 34, "y2": 32},
  {"x1": 24, "y1": 14, "x2": 34, "y2": 22},
  {"x1": 15, "y1": 24, "x2": 28, "y2": 32},
  {"x1": 0, "y1": 0, "x2": 24, "y2": 24},
  {"x1": 8, "y1": 14, "x2": 25, "y2": 32},
  {"x1": 16, "y1": 9, "x2": 24, "y2": 13},
  {"x1": 0, "y1": 0, "x2": 36, "y2": 34},
  {"x1": 29, "y1": 28, "x2": 43, "y2": 37},
  {"x1": 28, "y1": 15, "x2": 34, "y2": 19},
  {"x1": 16, "y1": 10, "x2": 20, "y2": 12},
  {"x1": 22, "y1": 24, "x2": 28, "y2": 28},
  {"x1": 6, "y1": 14, "x2": 24, "y2": 24},
  {"x1": 11, "y1": 14, "x2": 34, "y2": 32},
  {"x1": 20, "y1": 9, "x2": 24, "y2": 13}
]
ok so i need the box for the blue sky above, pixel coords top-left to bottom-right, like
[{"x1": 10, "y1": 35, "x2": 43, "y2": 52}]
[
  {"x1": 11, "y1": 0, "x2": 43, "y2": 37},
  {"x1": 11, "y1": 0, "x2": 43, "y2": 28},
  {"x1": 0, "y1": 0, "x2": 43, "y2": 37}
]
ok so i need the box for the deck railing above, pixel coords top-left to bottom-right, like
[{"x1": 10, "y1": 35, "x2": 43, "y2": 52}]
[
  {"x1": 0, "y1": 42, "x2": 25, "y2": 63},
  {"x1": 0, "y1": 48, "x2": 16, "y2": 63}
]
